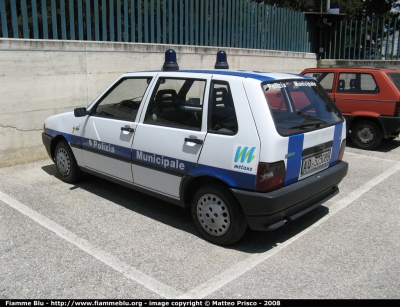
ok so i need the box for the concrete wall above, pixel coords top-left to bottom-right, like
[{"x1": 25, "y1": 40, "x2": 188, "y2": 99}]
[
  {"x1": 319, "y1": 59, "x2": 400, "y2": 70},
  {"x1": 0, "y1": 38, "x2": 317, "y2": 167}
]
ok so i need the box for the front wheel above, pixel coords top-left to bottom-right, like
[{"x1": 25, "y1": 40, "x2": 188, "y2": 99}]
[
  {"x1": 191, "y1": 184, "x2": 247, "y2": 245},
  {"x1": 351, "y1": 120, "x2": 382, "y2": 150},
  {"x1": 54, "y1": 140, "x2": 81, "y2": 183}
]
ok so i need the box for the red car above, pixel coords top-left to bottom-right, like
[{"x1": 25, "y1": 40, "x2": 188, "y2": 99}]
[{"x1": 300, "y1": 67, "x2": 400, "y2": 150}]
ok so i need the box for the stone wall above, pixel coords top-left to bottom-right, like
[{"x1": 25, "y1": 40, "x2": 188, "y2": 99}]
[{"x1": 318, "y1": 59, "x2": 400, "y2": 70}]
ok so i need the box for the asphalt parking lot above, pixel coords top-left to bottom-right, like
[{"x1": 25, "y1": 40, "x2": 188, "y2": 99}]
[{"x1": 1, "y1": 139, "x2": 400, "y2": 299}]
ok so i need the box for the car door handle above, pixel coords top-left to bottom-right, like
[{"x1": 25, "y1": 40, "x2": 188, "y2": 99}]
[
  {"x1": 185, "y1": 137, "x2": 203, "y2": 145},
  {"x1": 121, "y1": 127, "x2": 134, "y2": 132}
]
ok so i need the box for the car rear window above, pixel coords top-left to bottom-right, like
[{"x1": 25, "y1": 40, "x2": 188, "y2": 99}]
[
  {"x1": 386, "y1": 73, "x2": 400, "y2": 91},
  {"x1": 263, "y1": 79, "x2": 343, "y2": 136}
]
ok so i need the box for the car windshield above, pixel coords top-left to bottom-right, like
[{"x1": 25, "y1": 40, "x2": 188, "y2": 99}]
[
  {"x1": 386, "y1": 72, "x2": 400, "y2": 91},
  {"x1": 263, "y1": 79, "x2": 343, "y2": 136}
]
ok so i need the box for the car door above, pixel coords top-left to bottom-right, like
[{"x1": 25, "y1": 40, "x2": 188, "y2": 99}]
[
  {"x1": 131, "y1": 73, "x2": 210, "y2": 198},
  {"x1": 303, "y1": 70, "x2": 338, "y2": 107},
  {"x1": 80, "y1": 74, "x2": 156, "y2": 182},
  {"x1": 303, "y1": 71, "x2": 336, "y2": 95},
  {"x1": 334, "y1": 72, "x2": 384, "y2": 116}
]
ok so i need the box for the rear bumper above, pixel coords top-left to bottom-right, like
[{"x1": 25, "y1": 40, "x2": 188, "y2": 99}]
[{"x1": 230, "y1": 161, "x2": 348, "y2": 231}]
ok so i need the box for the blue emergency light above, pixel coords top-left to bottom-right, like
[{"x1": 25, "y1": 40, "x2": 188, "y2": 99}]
[
  {"x1": 214, "y1": 50, "x2": 229, "y2": 69},
  {"x1": 162, "y1": 49, "x2": 179, "y2": 71}
]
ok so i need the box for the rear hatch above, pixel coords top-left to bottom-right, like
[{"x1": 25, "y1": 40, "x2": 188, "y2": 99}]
[
  {"x1": 263, "y1": 79, "x2": 345, "y2": 185},
  {"x1": 385, "y1": 72, "x2": 400, "y2": 117},
  {"x1": 385, "y1": 71, "x2": 400, "y2": 93}
]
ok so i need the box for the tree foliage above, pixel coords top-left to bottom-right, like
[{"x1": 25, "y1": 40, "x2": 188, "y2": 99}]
[{"x1": 251, "y1": 0, "x2": 400, "y2": 19}]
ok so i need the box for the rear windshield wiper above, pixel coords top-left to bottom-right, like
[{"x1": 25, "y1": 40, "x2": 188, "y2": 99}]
[
  {"x1": 290, "y1": 120, "x2": 323, "y2": 129},
  {"x1": 297, "y1": 110, "x2": 316, "y2": 119}
]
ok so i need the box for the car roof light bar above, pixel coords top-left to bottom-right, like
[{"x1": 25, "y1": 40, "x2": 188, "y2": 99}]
[
  {"x1": 215, "y1": 50, "x2": 229, "y2": 69},
  {"x1": 162, "y1": 49, "x2": 179, "y2": 71}
]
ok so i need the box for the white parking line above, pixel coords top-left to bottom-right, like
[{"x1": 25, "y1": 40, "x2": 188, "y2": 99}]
[
  {"x1": 0, "y1": 191, "x2": 181, "y2": 299},
  {"x1": 1, "y1": 162, "x2": 400, "y2": 299},
  {"x1": 344, "y1": 151, "x2": 399, "y2": 163},
  {"x1": 177, "y1": 162, "x2": 400, "y2": 298}
]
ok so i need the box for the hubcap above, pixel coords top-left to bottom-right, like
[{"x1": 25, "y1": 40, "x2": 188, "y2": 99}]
[
  {"x1": 197, "y1": 193, "x2": 230, "y2": 236},
  {"x1": 357, "y1": 126, "x2": 374, "y2": 144},
  {"x1": 56, "y1": 147, "x2": 70, "y2": 176}
]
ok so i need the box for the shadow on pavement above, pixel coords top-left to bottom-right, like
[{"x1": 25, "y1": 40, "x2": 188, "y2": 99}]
[
  {"x1": 41, "y1": 163, "x2": 330, "y2": 254},
  {"x1": 346, "y1": 137, "x2": 400, "y2": 153}
]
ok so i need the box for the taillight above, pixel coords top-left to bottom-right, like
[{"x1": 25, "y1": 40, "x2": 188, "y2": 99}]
[
  {"x1": 255, "y1": 161, "x2": 286, "y2": 192},
  {"x1": 394, "y1": 101, "x2": 400, "y2": 117},
  {"x1": 338, "y1": 139, "x2": 346, "y2": 161}
]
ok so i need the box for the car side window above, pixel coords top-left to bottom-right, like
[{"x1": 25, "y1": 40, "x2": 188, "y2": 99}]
[
  {"x1": 144, "y1": 78, "x2": 206, "y2": 130},
  {"x1": 304, "y1": 72, "x2": 334, "y2": 93},
  {"x1": 208, "y1": 82, "x2": 238, "y2": 135},
  {"x1": 95, "y1": 77, "x2": 152, "y2": 121},
  {"x1": 338, "y1": 73, "x2": 378, "y2": 94}
]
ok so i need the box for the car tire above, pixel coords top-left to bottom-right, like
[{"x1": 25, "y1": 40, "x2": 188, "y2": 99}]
[
  {"x1": 54, "y1": 140, "x2": 81, "y2": 183},
  {"x1": 351, "y1": 120, "x2": 382, "y2": 150},
  {"x1": 191, "y1": 184, "x2": 247, "y2": 245}
]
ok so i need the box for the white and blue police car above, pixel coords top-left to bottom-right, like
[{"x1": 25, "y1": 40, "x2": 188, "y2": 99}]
[{"x1": 42, "y1": 49, "x2": 348, "y2": 245}]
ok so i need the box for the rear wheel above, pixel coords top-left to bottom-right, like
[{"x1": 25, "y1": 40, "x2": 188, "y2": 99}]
[
  {"x1": 351, "y1": 120, "x2": 382, "y2": 150},
  {"x1": 54, "y1": 140, "x2": 81, "y2": 183},
  {"x1": 191, "y1": 184, "x2": 247, "y2": 245}
]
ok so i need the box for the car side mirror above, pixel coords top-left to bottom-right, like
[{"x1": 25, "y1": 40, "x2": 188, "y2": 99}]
[{"x1": 74, "y1": 107, "x2": 87, "y2": 117}]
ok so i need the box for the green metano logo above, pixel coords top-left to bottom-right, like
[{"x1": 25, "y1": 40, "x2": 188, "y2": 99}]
[{"x1": 234, "y1": 146, "x2": 256, "y2": 163}]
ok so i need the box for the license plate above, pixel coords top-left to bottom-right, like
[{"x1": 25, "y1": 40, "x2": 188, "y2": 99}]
[{"x1": 301, "y1": 149, "x2": 331, "y2": 176}]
